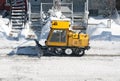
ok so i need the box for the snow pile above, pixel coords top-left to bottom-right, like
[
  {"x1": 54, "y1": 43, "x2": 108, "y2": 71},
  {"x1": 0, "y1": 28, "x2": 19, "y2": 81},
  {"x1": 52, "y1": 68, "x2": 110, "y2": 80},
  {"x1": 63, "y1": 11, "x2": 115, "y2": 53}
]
[
  {"x1": 87, "y1": 17, "x2": 120, "y2": 41},
  {"x1": 86, "y1": 16, "x2": 120, "y2": 55},
  {"x1": 0, "y1": 18, "x2": 10, "y2": 38}
]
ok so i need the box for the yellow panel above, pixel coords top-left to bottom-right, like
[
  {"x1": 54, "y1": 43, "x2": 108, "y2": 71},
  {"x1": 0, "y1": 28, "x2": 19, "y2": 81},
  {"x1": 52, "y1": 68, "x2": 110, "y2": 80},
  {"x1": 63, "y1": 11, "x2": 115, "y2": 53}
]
[
  {"x1": 72, "y1": 39, "x2": 80, "y2": 47},
  {"x1": 46, "y1": 42, "x2": 67, "y2": 46},
  {"x1": 79, "y1": 34, "x2": 89, "y2": 47},
  {"x1": 72, "y1": 33, "x2": 79, "y2": 39},
  {"x1": 52, "y1": 20, "x2": 70, "y2": 29},
  {"x1": 68, "y1": 32, "x2": 89, "y2": 48}
]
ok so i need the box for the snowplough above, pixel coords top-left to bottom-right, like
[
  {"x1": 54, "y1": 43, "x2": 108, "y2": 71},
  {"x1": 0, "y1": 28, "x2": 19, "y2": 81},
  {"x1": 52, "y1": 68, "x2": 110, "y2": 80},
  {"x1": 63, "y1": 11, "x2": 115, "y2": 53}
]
[{"x1": 34, "y1": 19, "x2": 90, "y2": 57}]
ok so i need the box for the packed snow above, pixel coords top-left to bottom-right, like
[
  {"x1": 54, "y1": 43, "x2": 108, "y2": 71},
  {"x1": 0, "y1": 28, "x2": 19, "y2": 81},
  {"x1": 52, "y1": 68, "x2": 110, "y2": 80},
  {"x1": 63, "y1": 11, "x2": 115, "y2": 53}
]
[{"x1": 0, "y1": 56, "x2": 120, "y2": 81}]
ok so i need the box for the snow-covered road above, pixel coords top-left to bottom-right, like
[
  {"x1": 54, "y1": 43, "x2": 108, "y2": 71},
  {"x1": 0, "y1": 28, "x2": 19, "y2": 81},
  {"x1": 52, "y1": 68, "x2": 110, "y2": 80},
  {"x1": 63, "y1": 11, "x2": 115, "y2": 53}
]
[{"x1": 0, "y1": 56, "x2": 120, "y2": 81}]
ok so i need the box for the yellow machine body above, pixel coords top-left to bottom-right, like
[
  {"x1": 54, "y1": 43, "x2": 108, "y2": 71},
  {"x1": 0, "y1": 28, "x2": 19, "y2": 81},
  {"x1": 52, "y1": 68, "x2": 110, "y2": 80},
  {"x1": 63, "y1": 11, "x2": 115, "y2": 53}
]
[
  {"x1": 68, "y1": 31, "x2": 89, "y2": 48},
  {"x1": 46, "y1": 20, "x2": 89, "y2": 48},
  {"x1": 51, "y1": 20, "x2": 70, "y2": 29}
]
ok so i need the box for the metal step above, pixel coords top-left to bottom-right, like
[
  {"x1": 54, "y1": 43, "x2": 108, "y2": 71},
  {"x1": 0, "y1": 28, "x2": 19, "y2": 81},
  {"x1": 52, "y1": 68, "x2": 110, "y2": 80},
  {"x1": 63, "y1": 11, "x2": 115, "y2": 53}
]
[
  {"x1": 12, "y1": 7, "x2": 25, "y2": 10},
  {"x1": 12, "y1": 2, "x2": 25, "y2": 7},
  {"x1": 11, "y1": 0, "x2": 24, "y2": 4},
  {"x1": 12, "y1": 12, "x2": 26, "y2": 16},
  {"x1": 11, "y1": 5, "x2": 25, "y2": 9},
  {"x1": 12, "y1": 11, "x2": 25, "y2": 14},
  {"x1": 73, "y1": 16, "x2": 83, "y2": 19},
  {"x1": 31, "y1": 16, "x2": 40, "y2": 19},
  {"x1": 11, "y1": 17, "x2": 25, "y2": 20},
  {"x1": 11, "y1": 27, "x2": 23, "y2": 31},
  {"x1": 12, "y1": 9, "x2": 26, "y2": 12},
  {"x1": 73, "y1": 19, "x2": 83, "y2": 22},
  {"x1": 12, "y1": 13, "x2": 26, "y2": 15},
  {"x1": 31, "y1": 17, "x2": 41, "y2": 20},
  {"x1": 12, "y1": 23, "x2": 24, "y2": 26},
  {"x1": 11, "y1": 20, "x2": 25, "y2": 23},
  {"x1": 11, "y1": 16, "x2": 25, "y2": 19},
  {"x1": 30, "y1": 21, "x2": 41, "y2": 28},
  {"x1": 12, "y1": 14, "x2": 25, "y2": 17},
  {"x1": 31, "y1": 21, "x2": 41, "y2": 24},
  {"x1": 31, "y1": 13, "x2": 40, "y2": 18},
  {"x1": 12, "y1": 27, "x2": 23, "y2": 30},
  {"x1": 11, "y1": 19, "x2": 24, "y2": 23},
  {"x1": 72, "y1": 26, "x2": 86, "y2": 30},
  {"x1": 12, "y1": 12, "x2": 26, "y2": 15},
  {"x1": 12, "y1": 23, "x2": 23, "y2": 26},
  {"x1": 12, "y1": 13, "x2": 25, "y2": 16},
  {"x1": 31, "y1": 18, "x2": 41, "y2": 22}
]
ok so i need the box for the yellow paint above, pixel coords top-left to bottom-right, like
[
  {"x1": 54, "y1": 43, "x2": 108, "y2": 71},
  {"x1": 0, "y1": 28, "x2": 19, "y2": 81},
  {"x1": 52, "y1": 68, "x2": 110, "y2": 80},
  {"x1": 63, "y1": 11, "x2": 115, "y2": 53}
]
[
  {"x1": 51, "y1": 20, "x2": 70, "y2": 29},
  {"x1": 72, "y1": 33, "x2": 79, "y2": 39},
  {"x1": 46, "y1": 42, "x2": 67, "y2": 46}
]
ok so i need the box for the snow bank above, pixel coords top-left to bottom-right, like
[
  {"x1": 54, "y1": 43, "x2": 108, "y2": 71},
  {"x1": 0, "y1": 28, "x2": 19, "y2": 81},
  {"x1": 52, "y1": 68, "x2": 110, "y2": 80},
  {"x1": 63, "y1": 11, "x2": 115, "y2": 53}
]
[
  {"x1": 87, "y1": 17, "x2": 120, "y2": 41},
  {"x1": 86, "y1": 16, "x2": 120, "y2": 55},
  {"x1": 0, "y1": 18, "x2": 10, "y2": 38},
  {"x1": 88, "y1": 16, "x2": 108, "y2": 25}
]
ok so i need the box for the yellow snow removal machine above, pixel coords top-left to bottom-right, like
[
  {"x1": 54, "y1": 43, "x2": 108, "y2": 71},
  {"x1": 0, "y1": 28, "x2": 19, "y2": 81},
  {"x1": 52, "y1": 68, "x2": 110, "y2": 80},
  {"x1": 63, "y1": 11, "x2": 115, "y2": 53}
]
[{"x1": 35, "y1": 20, "x2": 90, "y2": 56}]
